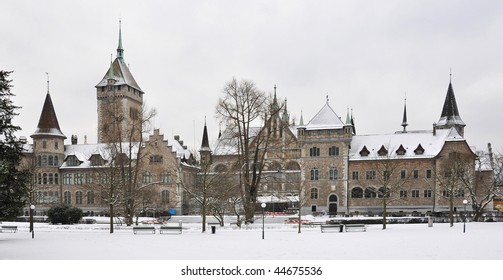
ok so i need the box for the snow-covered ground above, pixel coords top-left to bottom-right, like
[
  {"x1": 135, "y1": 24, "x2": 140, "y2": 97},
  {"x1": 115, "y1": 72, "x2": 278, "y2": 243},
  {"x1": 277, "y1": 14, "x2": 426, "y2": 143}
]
[{"x1": 1, "y1": 216, "x2": 501, "y2": 279}]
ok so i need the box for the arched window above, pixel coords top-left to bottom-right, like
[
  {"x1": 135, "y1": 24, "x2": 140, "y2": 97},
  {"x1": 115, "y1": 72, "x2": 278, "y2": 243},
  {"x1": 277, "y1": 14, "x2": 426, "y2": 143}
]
[
  {"x1": 329, "y1": 194, "x2": 338, "y2": 202},
  {"x1": 351, "y1": 187, "x2": 364, "y2": 198},
  {"x1": 364, "y1": 188, "x2": 376, "y2": 198},
  {"x1": 63, "y1": 191, "x2": 71, "y2": 204},
  {"x1": 310, "y1": 188, "x2": 319, "y2": 199},
  {"x1": 42, "y1": 173, "x2": 48, "y2": 184},
  {"x1": 87, "y1": 191, "x2": 94, "y2": 205},
  {"x1": 54, "y1": 173, "x2": 59, "y2": 184},
  {"x1": 75, "y1": 191, "x2": 83, "y2": 204},
  {"x1": 161, "y1": 190, "x2": 170, "y2": 203},
  {"x1": 48, "y1": 173, "x2": 53, "y2": 184}
]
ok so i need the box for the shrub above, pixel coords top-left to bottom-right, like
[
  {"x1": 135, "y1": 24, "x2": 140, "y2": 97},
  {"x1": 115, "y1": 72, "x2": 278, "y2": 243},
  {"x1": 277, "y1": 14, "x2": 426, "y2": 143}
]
[{"x1": 47, "y1": 205, "x2": 83, "y2": 224}]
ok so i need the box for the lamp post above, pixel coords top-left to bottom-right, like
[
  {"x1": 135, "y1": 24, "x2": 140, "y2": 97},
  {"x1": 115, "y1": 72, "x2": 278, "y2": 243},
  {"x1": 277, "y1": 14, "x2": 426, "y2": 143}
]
[
  {"x1": 463, "y1": 199, "x2": 468, "y2": 233},
  {"x1": 29, "y1": 204, "x2": 35, "y2": 239},
  {"x1": 261, "y1": 202, "x2": 266, "y2": 240}
]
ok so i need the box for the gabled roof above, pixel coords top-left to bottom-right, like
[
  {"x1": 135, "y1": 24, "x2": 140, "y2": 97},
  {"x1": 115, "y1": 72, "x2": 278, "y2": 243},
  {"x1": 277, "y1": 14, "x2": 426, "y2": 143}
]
[
  {"x1": 349, "y1": 127, "x2": 464, "y2": 160},
  {"x1": 31, "y1": 93, "x2": 66, "y2": 139},
  {"x1": 95, "y1": 58, "x2": 143, "y2": 92},
  {"x1": 303, "y1": 101, "x2": 345, "y2": 130}
]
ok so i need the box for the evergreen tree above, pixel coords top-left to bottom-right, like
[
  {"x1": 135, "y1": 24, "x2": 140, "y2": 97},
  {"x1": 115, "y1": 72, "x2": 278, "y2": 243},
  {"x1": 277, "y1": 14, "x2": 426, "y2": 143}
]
[{"x1": 0, "y1": 71, "x2": 28, "y2": 221}]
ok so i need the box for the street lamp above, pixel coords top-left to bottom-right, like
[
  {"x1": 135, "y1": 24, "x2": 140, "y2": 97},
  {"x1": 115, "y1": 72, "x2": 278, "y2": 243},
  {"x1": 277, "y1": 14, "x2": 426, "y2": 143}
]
[
  {"x1": 261, "y1": 202, "x2": 266, "y2": 240},
  {"x1": 463, "y1": 199, "x2": 468, "y2": 233},
  {"x1": 30, "y1": 204, "x2": 35, "y2": 239}
]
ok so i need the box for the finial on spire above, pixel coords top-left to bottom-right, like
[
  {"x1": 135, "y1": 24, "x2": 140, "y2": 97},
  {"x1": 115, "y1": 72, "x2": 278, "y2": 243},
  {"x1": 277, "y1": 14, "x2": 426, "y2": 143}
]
[
  {"x1": 449, "y1": 68, "x2": 452, "y2": 83},
  {"x1": 46, "y1": 72, "x2": 50, "y2": 94},
  {"x1": 117, "y1": 19, "x2": 124, "y2": 63},
  {"x1": 401, "y1": 95, "x2": 408, "y2": 133},
  {"x1": 326, "y1": 94, "x2": 329, "y2": 104}
]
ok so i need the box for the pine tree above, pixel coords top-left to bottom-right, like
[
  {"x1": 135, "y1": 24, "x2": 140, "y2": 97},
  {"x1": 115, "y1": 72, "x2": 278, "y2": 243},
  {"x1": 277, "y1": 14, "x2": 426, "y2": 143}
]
[{"x1": 0, "y1": 71, "x2": 28, "y2": 221}]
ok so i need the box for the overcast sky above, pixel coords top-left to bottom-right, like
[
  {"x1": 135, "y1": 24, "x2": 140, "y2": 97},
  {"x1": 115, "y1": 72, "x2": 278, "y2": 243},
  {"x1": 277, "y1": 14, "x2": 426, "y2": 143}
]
[{"x1": 2, "y1": 0, "x2": 502, "y2": 153}]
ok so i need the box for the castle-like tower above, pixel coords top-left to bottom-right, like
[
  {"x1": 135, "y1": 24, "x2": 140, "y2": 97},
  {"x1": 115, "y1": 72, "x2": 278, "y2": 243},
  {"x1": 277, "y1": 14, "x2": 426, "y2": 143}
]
[{"x1": 95, "y1": 21, "x2": 144, "y2": 143}]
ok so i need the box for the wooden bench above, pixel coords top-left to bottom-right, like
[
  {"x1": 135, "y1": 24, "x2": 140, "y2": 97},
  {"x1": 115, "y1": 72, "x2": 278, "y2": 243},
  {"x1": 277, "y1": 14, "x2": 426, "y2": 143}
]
[
  {"x1": 159, "y1": 226, "x2": 182, "y2": 234},
  {"x1": 0, "y1": 226, "x2": 18, "y2": 233},
  {"x1": 133, "y1": 226, "x2": 155, "y2": 234},
  {"x1": 345, "y1": 224, "x2": 366, "y2": 232},
  {"x1": 320, "y1": 224, "x2": 343, "y2": 233}
]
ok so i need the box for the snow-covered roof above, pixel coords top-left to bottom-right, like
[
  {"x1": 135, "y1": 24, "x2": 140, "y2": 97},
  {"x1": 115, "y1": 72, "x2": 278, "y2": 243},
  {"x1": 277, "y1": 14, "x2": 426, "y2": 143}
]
[
  {"x1": 60, "y1": 143, "x2": 140, "y2": 169},
  {"x1": 349, "y1": 127, "x2": 464, "y2": 160},
  {"x1": 212, "y1": 127, "x2": 262, "y2": 156},
  {"x1": 303, "y1": 102, "x2": 345, "y2": 130},
  {"x1": 95, "y1": 58, "x2": 143, "y2": 92}
]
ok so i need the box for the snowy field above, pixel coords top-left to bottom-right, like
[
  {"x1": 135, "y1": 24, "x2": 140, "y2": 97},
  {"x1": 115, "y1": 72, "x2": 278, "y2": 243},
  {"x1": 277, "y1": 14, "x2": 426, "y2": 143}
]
[{"x1": 0, "y1": 217, "x2": 501, "y2": 279}]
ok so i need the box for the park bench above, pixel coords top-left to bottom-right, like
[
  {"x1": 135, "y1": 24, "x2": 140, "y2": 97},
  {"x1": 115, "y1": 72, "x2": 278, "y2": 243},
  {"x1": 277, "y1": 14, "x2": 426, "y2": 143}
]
[
  {"x1": 133, "y1": 226, "x2": 155, "y2": 234},
  {"x1": 0, "y1": 226, "x2": 18, "y2": 233},
  {"x1": 320, "y1": 224, "x2": 344, "y2": 233},
  {"x1": 345, "y1": 224, "x2": 366, "y2": 232},
  {"x1": 159, "y1": 226, "x2": 182, "y2": 234}
]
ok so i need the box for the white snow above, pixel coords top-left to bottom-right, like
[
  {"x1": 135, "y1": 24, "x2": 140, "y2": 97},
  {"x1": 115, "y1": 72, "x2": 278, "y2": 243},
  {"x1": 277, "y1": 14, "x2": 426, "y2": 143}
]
[{"x1": 1, "y1": 216, "x2": 501, "y2": 279}]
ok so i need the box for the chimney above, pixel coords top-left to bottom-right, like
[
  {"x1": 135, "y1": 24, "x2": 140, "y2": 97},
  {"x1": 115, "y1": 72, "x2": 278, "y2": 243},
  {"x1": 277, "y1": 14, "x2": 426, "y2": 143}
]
[
  {"x1": 71, "y1": 135, "x2": 78, "y2": 145},
  {"x1": 432, "y1": 123, "x2": 436, "y2": 136}
]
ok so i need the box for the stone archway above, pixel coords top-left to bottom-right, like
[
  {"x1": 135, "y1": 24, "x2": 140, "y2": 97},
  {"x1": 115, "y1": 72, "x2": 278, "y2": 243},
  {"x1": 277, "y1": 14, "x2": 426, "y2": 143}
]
[{"x1": 328, "y1": 194, "x2": 338, "y2": 215}]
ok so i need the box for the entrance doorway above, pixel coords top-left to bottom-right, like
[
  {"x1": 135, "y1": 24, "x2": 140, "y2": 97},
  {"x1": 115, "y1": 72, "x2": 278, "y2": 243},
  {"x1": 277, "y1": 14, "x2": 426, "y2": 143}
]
[{"x1": 328, "y1": 194, "x2": 338, "y2": 215}]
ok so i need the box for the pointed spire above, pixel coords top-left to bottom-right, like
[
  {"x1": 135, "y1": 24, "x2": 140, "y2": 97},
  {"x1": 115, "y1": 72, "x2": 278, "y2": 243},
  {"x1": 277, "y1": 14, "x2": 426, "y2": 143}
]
[
  {"x1": 401, "y1": 96, "x2": 408, "y2": 133},
  {"x1": 351, "y1": 108, "x2": 356, "y2": 135},
  {"x1": 117, "y1": 19, "x2": 124, "y2": 63},
  {"x1": 436, "y1": 75, "x2": 465, "y2": 136},
  {"x1": 299, "y1": 110, "x2": 304, "y2": 126},
  {"x1": 200, "y1": 117, "x2": 211, "y2": 152},
  {"x1": 345, "y1": 107, "x2": 351, "y2": 125},
  {"x1": 271, "y1": 84, "x2": 279, "y2": 110},
  {"x1": 282, "y1": 98, "x2": 289, "y2": 122}
]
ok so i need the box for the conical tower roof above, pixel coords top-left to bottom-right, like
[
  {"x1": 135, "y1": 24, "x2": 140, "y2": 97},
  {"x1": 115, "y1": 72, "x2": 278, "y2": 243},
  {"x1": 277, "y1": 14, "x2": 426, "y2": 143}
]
[
  {"x1": 31, "y1": 93, "x2": 66, "y2": 139},
  {"x1": 436, "y1": 81, "x2": 465, "y2": 129},
  {"x1": 200, "y1": 120, "x2": 211, "y2": 152}
]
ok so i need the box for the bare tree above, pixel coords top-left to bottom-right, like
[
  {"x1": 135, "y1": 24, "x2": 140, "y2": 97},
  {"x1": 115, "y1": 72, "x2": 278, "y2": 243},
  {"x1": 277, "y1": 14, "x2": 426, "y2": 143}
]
[
  {"x1": 461, "y1": 146, "x2": 502, "y2": 221},
  {"x1": 362, "y1": 146, "x2": 413, "y2": 230},
  {"x1": 99, "y1": 92, "x2": 157, "y2": 228},
  {"x1": 216, "y1": 77, "x2": 276, "y2": 223},
  {"x1": 436, "y1": 151, "x2": 474, "y2": 226}
]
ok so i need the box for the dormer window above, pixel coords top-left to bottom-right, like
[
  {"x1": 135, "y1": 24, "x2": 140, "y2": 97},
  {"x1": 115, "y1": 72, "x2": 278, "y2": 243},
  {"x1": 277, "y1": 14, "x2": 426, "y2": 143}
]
[
  {"x1": 359, "y1": 146, "x2": 370, "y2": 157},
  {"x1": 396, "y1": 145, "x2": 406, "y2": 156},
  {"x1": 90, "y1": 154, "x2": 105, "y2": 166},
  {"x1": 414, "y1": 144, "x2": 425, "y2": 155},
  {"x1": 65, "y1": 155, "x2": 81, "y2": 167},
  {"x1": 377, "y1": 145, "x2": 388, "y2": 156}
]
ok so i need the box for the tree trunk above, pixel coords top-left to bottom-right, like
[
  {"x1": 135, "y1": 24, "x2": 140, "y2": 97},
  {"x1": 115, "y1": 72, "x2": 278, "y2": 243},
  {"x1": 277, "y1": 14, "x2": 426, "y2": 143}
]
[
  {"x1": 382, "y1": 199, "x2": 387, "y2": 230},
  {"x1": 449, "y1": 197, "x2": 454, "y2": 227},
  {"x1": 109, "y1": 204, "x2": 114, "y2": 234}
]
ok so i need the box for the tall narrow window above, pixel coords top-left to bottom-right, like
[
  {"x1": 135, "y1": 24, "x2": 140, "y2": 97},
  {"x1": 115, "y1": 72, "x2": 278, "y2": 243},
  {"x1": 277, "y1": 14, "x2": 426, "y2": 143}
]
[
  {"x1": 329, "y1": 167, "x2": 338, "y2": 180},
  {"x1": 161, "y1": 190, "x2": 170, "y2": 203},
  {"x1": 143, "y1": 171, "x2": 153, "y2": 184},
  {"x1": 63, "y1": 191, "x2": 71, "y2": 204},
  {"x1": 310, "y1": 168, "x2": 319, "y2": 180},
  {"x1": 75, "y1": 191, "x2": 83, "y2": 204},
  {"x1": 87, "y1": 191, "x2": 95, "y2": 205},
  {"x1": 310, "y1": 188, "x2": 319, "y2": 199}
]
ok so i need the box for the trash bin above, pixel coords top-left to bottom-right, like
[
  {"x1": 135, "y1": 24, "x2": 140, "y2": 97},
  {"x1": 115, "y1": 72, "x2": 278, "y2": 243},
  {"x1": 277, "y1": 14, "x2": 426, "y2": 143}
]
[
  {"x1": 428, "y1": 216, "x2": 433, "y2": 227},
  {"x1": 211, "y1": 225, "x2": 216, "y2": 234},
  {"x1": 339, "y1": 224, "x2": 344, "y2": 232}
]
